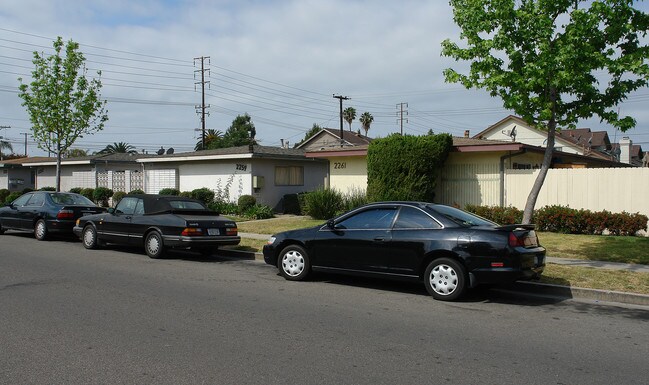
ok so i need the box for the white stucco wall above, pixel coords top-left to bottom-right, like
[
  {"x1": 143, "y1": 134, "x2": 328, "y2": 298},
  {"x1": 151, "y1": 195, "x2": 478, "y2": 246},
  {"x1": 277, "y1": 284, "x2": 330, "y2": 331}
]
[{"x1": 328, "y1": 156, "x2": 367, "y2": 194}]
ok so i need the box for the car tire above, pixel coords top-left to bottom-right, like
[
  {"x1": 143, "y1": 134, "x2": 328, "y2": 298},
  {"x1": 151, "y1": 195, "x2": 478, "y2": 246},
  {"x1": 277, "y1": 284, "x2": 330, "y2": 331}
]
[
  {"x1": 424, "y1": 257, "x2": 466, "y2": 301},
  {"x1": 144, "y1": 231, "x2": 165, "y2": 259},
  {"x1": 34, "y1": 219, "x2": 48, "y2": 241},
  {"x1": 82, "y1": 225, "x2": 99, "y2": 249},
  {"x1": 278, "y1": 244, "x2": 311, "y2": 281}
]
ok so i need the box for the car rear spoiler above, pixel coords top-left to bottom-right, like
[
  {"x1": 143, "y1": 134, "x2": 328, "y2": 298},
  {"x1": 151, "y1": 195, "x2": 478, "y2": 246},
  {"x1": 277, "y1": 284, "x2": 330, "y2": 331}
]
[{"x1": 495, "y1": 224, "x2": 536, "y2": 231}]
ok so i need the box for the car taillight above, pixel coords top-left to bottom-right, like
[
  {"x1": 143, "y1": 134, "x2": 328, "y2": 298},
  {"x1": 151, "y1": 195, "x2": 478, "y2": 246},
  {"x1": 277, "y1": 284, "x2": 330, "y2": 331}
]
[
  {"x1": 181, "y1": 228, "x2": 203, "y2": 236},
  {"x1": 226, "y1": 227, "x2": 238, "y2": 236},
  {"x1": 57, "y1": 209, "x2": 74, "y2": 219},
  {"x1": 508, "y1": 232, "x2": 525, "y2": 247}
]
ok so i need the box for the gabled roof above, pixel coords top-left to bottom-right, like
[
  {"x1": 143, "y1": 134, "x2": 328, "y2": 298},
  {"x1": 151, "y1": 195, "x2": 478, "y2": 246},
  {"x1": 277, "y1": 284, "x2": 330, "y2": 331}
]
[
  {"x1": 556, "y1": 128, "x2": 611, "y2": 149},
  {"x1": 296, "y1": 128, "x2": 372, "y2": 149},
  {"x1": 17, "y1": 153, "x2": 152, "y2": 166}
]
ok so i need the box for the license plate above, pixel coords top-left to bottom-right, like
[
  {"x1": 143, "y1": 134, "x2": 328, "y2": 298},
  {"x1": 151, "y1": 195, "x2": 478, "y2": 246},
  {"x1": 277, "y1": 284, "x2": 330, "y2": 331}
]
[{"x1": 207, "y1": 228, "x2": 220, "y2": 236}]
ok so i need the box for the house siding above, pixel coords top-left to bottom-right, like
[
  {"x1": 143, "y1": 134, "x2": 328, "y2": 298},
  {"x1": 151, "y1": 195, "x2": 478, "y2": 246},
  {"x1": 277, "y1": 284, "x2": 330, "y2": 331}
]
[{"x1": 329, "y1": 156, "x2": 367, "y2": 194}]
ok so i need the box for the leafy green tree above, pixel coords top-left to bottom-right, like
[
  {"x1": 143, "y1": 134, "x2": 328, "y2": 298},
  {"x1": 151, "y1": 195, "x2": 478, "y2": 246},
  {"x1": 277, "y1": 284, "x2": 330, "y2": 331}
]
[
  {"x1": 18, "y1": 37, "x2": 108, "y2": 191},
  {"x1": 195, "y1": 129, "x2": 223, "y2": 151},
  {"x1": 441, "y1": 0, "x2": 649, "y2": 223},
  {"x1": 97, "y1": 142, "x2": 138, "y2": 155},
  {"x1": 359, "y1": 112, "x2": 374, "y2": 136},
  {"x1": 221, "y1": 114, "x2": 256, "y2": 148},
  {"x1": 64, "y1": 148, "x2": 88, "y2": 158},
  {"x1": 342, "y1": 107, "x2": 356, "y2": 131},
  {"x1": 294, "y1": 123, "x2": 323, "y2": 148}
]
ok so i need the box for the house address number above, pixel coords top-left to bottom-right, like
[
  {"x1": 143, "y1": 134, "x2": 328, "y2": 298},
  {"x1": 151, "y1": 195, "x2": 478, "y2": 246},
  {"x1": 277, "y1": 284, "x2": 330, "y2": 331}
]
[
  {"x1": 236, "y1": 163, "x2": 248, "y2": 171},
  {"x1": 333, "y1": 162, "x2": 347, "y2": 169}
]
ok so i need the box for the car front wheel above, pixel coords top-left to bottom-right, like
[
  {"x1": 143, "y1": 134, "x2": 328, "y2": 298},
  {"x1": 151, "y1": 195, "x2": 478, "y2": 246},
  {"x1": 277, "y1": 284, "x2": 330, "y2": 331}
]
[
  {"x1": 34, "y1": 219, "x2": 48, "y2": 241},
  {"x1": 82, "y1": 225, "x2": 99, "y2": 249},
  {"x1": 278, "y1": 244, "x2": 311, "y2": 281},
  {"x1": 424, "y1": 258, "x2": 466, "y2": 301},
  {"x1": 145, "y1": 231, "x2": 165, "y2": 259}
]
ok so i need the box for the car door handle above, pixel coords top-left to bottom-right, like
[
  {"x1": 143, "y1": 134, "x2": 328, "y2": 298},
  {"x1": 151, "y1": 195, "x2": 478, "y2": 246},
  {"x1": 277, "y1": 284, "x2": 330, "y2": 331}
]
[
  {"x1": 124, "y1": 216, "x2": 132, "y2": 220},
  {"x1": 373, "y1": 237, "x2": 385, "y2": 242}
]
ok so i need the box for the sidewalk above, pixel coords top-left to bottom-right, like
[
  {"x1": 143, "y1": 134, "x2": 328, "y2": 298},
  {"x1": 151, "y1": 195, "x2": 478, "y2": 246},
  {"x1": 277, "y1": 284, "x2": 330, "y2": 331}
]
[{"x1": 229, "y1": 232, "x2": 649, "y2": 306}]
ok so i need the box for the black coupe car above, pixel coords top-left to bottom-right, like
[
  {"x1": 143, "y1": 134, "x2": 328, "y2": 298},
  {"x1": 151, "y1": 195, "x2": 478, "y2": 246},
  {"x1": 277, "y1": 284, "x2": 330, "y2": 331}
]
[
  {"x1": 0, "y1": 191, "x2": 105, "y2": 240},
  {"x1": 73, "y1": 194, "x2": 240, "y2": 258},
  {"x1": 263, "y1": 202, "x2": 545, "y2": 301}
]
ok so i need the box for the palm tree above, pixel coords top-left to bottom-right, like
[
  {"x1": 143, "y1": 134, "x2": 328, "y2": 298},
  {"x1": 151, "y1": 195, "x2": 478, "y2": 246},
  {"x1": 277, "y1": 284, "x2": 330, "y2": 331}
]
[
  {"x1": 97, "y1": 142, "x2": 138, "y2": 155},
  {"x1": 195, "y1": 129, "x2": 223, "y2": 151},
  {"x1": 343, "y1": 107, "x2": 356, "y2": 131},
  {"x1": 0, "y1": 137, "x2": 12, "y2": 160},
  {"x1": 359, "y1": 112, "x2": 374, "y2": 137}
]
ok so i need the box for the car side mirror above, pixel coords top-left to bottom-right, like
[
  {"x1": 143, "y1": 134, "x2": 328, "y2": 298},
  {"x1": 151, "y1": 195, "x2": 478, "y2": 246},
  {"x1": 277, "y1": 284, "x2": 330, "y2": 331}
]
[
  {"x1": 326, "y1": 219, "x2": 336, "y2": 229},
  {"x1": 107, "y1": 207, "x2": 115, "y2": 214}
]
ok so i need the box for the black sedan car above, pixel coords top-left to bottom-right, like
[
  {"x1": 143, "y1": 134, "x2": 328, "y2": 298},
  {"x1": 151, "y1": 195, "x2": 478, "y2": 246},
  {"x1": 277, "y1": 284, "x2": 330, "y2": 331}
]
[
  {"x1": 0, "y1": 191, "x2": 105, "y2": 240},
  {"x1": 263, "y1": 202, "x2": 545, "y2": 301},
  {"x1": 74, "y1": 194, "x2": 240, "y2": 258}
]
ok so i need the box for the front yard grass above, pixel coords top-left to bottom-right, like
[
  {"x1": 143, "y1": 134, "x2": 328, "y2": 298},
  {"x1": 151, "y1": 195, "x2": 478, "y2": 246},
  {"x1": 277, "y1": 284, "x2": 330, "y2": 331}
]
[
  {"x1": 229, "y1": 216, "x2": 649, "y2": 294},
  {"x1": 538, "y1": 232, "x2": 649, "y2": 265}
]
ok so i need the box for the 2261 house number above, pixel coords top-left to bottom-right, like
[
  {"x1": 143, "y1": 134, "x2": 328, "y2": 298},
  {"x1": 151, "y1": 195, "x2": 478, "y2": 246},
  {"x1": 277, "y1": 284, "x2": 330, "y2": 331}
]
[{"x1": 333, "y1": 162, "x2": 347, "y2": 169}]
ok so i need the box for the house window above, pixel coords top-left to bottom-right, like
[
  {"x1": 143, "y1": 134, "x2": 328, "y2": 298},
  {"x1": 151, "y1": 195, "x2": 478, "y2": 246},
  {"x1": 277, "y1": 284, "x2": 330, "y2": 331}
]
[{"x1": 275, "y1": 166, "x2": 304, "y2": 186}]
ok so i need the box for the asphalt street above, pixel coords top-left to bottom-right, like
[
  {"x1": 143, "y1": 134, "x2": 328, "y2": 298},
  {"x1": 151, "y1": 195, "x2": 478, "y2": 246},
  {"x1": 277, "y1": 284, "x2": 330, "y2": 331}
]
[{"x1": 1, "y1": 232, "x2": 648, "y2": 385}]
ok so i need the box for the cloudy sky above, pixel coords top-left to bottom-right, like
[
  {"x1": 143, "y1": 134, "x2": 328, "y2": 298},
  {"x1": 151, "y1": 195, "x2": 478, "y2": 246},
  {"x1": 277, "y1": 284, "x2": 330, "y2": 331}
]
[{"x1": 1, "y1": 0, "x2": 648, "y2": 156}]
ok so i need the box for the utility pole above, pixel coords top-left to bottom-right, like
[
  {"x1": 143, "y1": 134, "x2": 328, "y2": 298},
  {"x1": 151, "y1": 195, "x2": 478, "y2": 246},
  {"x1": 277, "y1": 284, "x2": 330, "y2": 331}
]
[
  {"x1": 194, "y1": 56, "x2": 211, "y2": 150},
  {"x1": 22, "y1": 133, "x2": 28, "y2": 156},
  {"x1": 333, "y1": 94, "x2": 350, "y2": 146},
  {"x1": 396, "y1": 103, "x2": 408, "y2": 135}
]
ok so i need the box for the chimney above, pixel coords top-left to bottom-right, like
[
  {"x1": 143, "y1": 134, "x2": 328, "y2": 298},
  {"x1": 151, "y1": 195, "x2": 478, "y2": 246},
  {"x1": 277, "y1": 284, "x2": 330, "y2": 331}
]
[
  {"x1": 619, "y1": 137, "x2": 632, "y2": 164},
  {"x1": 464, "y1": 130, "x2": 470, "y2": 138}
]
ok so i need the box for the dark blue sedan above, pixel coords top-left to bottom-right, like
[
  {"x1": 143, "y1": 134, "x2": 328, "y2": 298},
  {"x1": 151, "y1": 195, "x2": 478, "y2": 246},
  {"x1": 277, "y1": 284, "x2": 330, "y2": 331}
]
[
  {"x1": 263, "y1": 202, "x2": 546, "y2": 301},
  {"x1": 0, "y1": 191, "x2": 105, "y2": 240}
]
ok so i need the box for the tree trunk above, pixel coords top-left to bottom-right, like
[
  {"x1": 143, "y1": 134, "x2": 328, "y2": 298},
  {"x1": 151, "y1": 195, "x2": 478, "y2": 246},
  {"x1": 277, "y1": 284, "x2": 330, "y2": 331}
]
[
  {"x1": 56, "y1": 141, "x2": 61, "y2": 192},
  {"x1": 522, "y1": 118, "x2": 556, "y2": 224}
]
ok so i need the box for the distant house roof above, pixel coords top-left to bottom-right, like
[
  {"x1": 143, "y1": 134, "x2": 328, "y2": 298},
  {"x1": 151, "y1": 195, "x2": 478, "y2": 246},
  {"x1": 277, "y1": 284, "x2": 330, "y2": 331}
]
[
  {"x1": 296, "y1": 128, "x2": 372, "y2": 150},
  {"x1": 17, "y1": 153, "x2": 152, "y2": 166}
]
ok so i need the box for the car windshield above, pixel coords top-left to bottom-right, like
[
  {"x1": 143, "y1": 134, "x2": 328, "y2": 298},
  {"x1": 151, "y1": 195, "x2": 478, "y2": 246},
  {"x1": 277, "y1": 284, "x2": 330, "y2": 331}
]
[
  {"x1": 49, "y1": 193, "x2": 95, "y2": 206},
  {"x1": 428, "y1": 205, "x2": 497, "y2": 227},
  {"x1": 168, "y1": 200, "x2": 206, "y2": 210}
]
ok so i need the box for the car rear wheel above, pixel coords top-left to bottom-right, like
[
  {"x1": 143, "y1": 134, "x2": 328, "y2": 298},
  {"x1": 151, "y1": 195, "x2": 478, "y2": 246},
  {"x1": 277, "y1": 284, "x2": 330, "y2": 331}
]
[
  {"x1": 34, "y1": 219, "x2": 48, "y2": 241},
  {"x1": 145, "y1": 231, "x2": 165, "y2": 259},
  {"x1": 278, "y1": 244, "x2": 311, "y2": 281},
  {"x1": 424, "y1": 258, "x2": 466, "y2": 301},
  {"x1": 82, "y1": 225, "x2": 99, "y2": 249}
]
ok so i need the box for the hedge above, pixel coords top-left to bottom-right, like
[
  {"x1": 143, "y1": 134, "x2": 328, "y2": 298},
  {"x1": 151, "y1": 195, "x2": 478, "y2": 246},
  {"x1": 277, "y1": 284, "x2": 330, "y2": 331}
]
[{"x1": 464, "y1": 204, "x2": 648, "y2": 236}]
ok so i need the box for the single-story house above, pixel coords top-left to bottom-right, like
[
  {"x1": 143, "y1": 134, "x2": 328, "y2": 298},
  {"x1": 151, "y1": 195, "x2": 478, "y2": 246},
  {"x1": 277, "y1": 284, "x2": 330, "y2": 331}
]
[
  {"x1": 136, "y1": 145, "x2": 328, "y2": 210},
  {"x1": 0, "y1": 157, "x2": 49, "y2": 192}
]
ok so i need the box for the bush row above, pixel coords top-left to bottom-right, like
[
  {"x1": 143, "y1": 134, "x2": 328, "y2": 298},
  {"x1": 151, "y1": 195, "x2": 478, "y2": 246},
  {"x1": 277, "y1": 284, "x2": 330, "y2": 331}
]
[{"x1": 465, "y1": 204, "x2": 648, "y2": 236}]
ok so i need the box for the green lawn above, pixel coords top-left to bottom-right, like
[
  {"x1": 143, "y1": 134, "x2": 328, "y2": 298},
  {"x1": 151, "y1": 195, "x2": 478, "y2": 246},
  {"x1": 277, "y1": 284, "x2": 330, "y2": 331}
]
[{"x1": 538, "y1": 232, "x2": 649, "y2": 265}]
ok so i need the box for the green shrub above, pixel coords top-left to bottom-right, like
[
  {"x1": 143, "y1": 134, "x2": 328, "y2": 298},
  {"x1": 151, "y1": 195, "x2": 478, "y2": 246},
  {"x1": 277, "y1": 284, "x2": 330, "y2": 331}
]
[
  {"x1": 112, "y1": 191, "x2": 127, "y2": 206},
  {"x1": 179, "y1": 191, "x2": 192, "y2": 198},
  {"x1": 159, "y1": 188, "x2": 180, "y2": 196},
  {"x1": 238, "y1": 195, "x2": 257, "y2": 213},
  {"x1": 0, "y1": 189, "x2": 10, "y2": 203},
  {"x1": 208, "y1": 201, "x2": 238, "y2": 215},
  {"x1": 282, "y1": 193, "x2": 301, "y2": 215},
  {"x1": 80, "y1": 188, "x2": 94, "y2": 201},
  {"x1": 304, "y1": 188, "x2": 343, "y2": 220},
  {"x1": 367, "y1": 133, "x2": 452, "y2": 202},
  {"x1": 21, "y1": 188, "x2": 33, "y2": 194},
  {"x1": 69, "y1": 187, "x2": 83, "y2": 194},
  {"x1": 243, "y1": 204, "x2": 274, "y2": 219},
  {"x1": 465, "y1": 205, "x2": 523, "y2": 225},
  {"x1": 341, "y1": 187, "x2": 370, "y2": 212},
  {"x1": 190, "y1": 188, "x2": 215, "y2": 204},
  {"x1": 39, "y1": 186, "x2": 56, "y2": 191},
  {"x1": 4, "y1": 191, "x2": 21, "y2": 204},
  {"x1": 93, "y1": 187, "x2": 114, "y2": 207},
  {"x1": 530, "y1": 205, "x2": 647, "y2": 236},
  {"x1": 129, "y1": 189, "x2": 145, "y2": 194}
]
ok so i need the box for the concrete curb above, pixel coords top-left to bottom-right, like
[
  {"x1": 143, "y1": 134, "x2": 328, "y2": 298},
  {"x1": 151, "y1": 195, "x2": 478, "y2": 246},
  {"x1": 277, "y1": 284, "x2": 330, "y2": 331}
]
[{"x1": 218, "y1": 248, "x2": 649, "y2": 306}]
